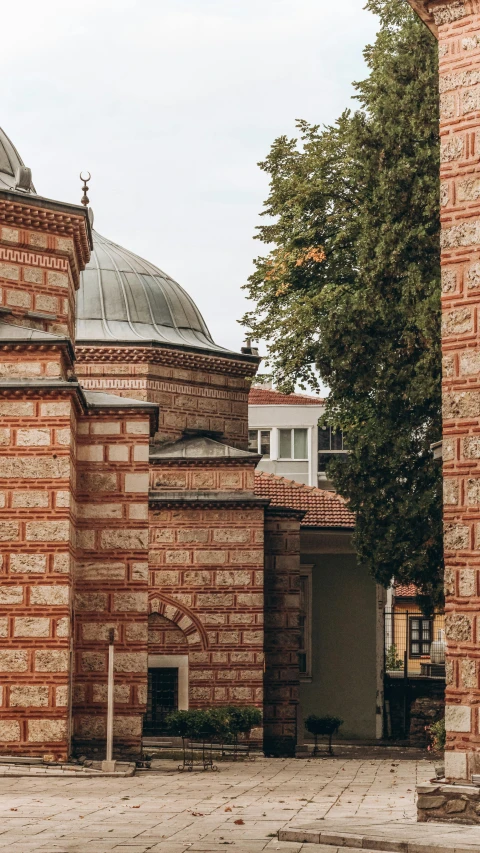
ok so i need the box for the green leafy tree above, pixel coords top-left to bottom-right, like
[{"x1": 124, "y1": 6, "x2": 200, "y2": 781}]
[{"x1": 242, "y1": 0, "x2": 443, "y2": 609}]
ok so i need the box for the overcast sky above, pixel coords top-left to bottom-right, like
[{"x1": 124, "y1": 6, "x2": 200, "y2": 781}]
[{"x1": 2, "y1": 0, "x2": 378, "y2": 361}]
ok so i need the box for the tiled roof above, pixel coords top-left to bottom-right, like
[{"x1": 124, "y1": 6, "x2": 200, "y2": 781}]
[
  {"x1": 254, "y1": 471, "x2": 354, "y2": 528},
  {"x1": 394, "y1": 583, "x2": 417, "y2": 598},
  {"x1": 249, "y1": 388, "x2": 324, "y2": 405}
]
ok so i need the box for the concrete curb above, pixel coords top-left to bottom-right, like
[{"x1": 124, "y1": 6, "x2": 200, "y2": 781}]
[
  {"x1": 0, "y1": 762, "x2": 135, "y2": 778},
  {"x1": 278, "y1": 826, "x2": 480, "y2": 852}
]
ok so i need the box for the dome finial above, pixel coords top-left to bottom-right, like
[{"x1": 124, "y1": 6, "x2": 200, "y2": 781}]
[{"x1": 80, "y1": 171, "x2": 91, "y2": 206}]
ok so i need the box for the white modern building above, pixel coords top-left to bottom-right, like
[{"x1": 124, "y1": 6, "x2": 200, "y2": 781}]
[{"x1": 248, "y1": 386, "x2": 348, "y2": 488}]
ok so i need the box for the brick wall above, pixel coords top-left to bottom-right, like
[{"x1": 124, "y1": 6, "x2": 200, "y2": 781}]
[
  {"x1": 75, "y1": 348, "x2": 255, "y2": 449},
  {"x1": 0, "y1": 345, "x2": 70, "y2": 382},
  {"x1": 0, "y1": 391, "x2": 76, "y2": 759},
  {"x1": 148, "y1": 613, "x2": 188, "y2": 656},
  {"x1": 263, "y1": 511, "x2": 301, "y2": 757},
  {"x1": 73, "y1": 412, "x2": 151, "y2": 758},
  {"x1": 0, "y1": 224, "x2": 85, "y2": 342},
  {"x1": 149, "y1": 496, "x2": 264, "y2": 722},
  {"x1": 433, "y1": 0, "x2": 480, "y2": 781}
]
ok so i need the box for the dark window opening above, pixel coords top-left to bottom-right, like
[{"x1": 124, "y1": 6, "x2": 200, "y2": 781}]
[
  {"x1": 409, "y1": 618, "x2": 432, "y2": 658},
  {"x1": 143, "y1": 667, "x2": 178, "y2": 736},
  {"x1": 318, "y1": 426, "x2": 348, "y2": 473}
]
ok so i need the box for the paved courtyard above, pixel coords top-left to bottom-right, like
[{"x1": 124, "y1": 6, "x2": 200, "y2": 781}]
[{"x1": 0, "y1": 757, "x2": 434, "y2": 853}]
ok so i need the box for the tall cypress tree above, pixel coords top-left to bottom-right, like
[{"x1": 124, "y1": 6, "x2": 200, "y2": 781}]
[{"x1": 242, "y1": 0, "x2": 443, "y2": 607}]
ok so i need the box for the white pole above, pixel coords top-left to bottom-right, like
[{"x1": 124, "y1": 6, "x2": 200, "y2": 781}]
[{"x1": 102, "y1": 628, "x2": 116, "y2": 772}]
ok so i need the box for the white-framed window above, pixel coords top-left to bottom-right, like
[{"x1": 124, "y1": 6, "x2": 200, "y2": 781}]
[
  {"x1": 248, "y1": 429, "x2": 271, "y2": 457},
  {"x1": 299, "y1": 566, "x2": 312, "y2": 680},
  {"x1": 278, "y1": 428, "x2": 308, "y2": 460},
  {"x1": 318, "y1": 426, "x2": 348, "y2": 474}
]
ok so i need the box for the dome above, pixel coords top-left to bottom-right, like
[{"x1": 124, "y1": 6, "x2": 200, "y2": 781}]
[
  {"x1": 76, "y1": 230, "x2": 230, "y2": 353},
  {"x1": 0, "y1": 127, "x2": 35, "y2": 193}
]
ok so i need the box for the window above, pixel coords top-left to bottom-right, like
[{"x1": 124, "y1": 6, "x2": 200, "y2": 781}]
[
  {"x1": 248, "y1": 429, "x2": 271, "y2": 457},
  {"x1": 318, "y1": 426, "x2": 348, "y2": 474},
  {"x1": 299, "y1": 568, "x2": 312, "y2": 678},
  {"x1": 409, "y1": 617, "x2": 432, "y2": 657},
  {"x1": 278, "y1": 428, "x2": 308, "y2": 460}
]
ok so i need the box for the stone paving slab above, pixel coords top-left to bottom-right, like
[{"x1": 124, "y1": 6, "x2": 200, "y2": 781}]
[
  {"x1": 0, "y1": 757, "x2": 436, "y2": 853},
  {"x1": 279, "y1": 818, "x2": 480, "y2": 851}
]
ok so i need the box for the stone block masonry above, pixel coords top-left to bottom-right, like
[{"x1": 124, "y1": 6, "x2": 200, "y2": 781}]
[
  {"x1": 75, "y1": 347, "x2": 254, "y2": 450},
  {"x1": 73, "y1": 412, "x2": 151, "y2": 758},
  {"x1": 263, "y1": 511, "x2": 301, "y2": 757},
  {"x1": 0, "y1": 214, "x2": 89, "y2": 343},
  {"x1": 149, "y1": 500, "x2": 265, "y2": 727},
  {"x1": 432, "y1": 0, "x2": 480, "y2": 782},
  {"x1": 0, "y1": 391, "x2": 76, "y2": 760}
]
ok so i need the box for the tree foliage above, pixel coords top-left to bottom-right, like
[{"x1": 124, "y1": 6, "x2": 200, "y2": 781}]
[{"x1": 242, "y1": 0, "x2": 443, "y2": 607}]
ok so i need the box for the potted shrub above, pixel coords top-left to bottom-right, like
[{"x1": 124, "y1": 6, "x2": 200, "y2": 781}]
[
  {"x1": 305, "y1": 714, "x2": 344, "y2": 756},
  {"x1": 165, "y1": 708, "x2": 230, "y2": 771},
  {"x1": 223, "y1": 706, "x2": 262, "y2": 758}
]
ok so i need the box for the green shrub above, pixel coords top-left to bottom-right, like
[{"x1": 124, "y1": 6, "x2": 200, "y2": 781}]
[
  {"x1": 201, "y1": 708, "x2": 231, "y2": 740},
  {"x1": 165, "y1": 710, "x2": 207, "y2": 739},
  {"x1": 427, "y1": 718, "x2": 445, "y2": 753},
  {"x1": 165, "y1": 706, "x2": 262, "y2": 743},
  {"x1": 224, "y1": 706, "x2": 262, "y2": 735},
  {"x1": 305, "y1": 714, "x2": 344, "y2": 756},
  {"x1": 386, "y1": 644, "x2": 403, "y2": 671}
]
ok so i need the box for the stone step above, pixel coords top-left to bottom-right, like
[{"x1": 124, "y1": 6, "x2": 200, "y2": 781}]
[{"x1": 278, "y1": 821, "x2": 480, "y2": 852}]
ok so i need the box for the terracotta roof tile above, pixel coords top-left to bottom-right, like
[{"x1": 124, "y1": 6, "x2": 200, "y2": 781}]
[
  {"x1": 394, "y1": 583, "x2": 418, "y2": 598},
  {"x1": 249, "y1": 388, "x2": 324, "y2": 405},
  {"x1": 254, "y1": 471, "x2": 354, "y2": 528}
]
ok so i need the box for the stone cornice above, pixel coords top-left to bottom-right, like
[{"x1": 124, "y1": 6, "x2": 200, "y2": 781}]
[
  {"x1": 264, "y1": 505, "x2": 306, "y2": 521},
  {"x1": 149, "y1": 490, "x2": 269, "y2": 508},
  {"x1": 75, "y1": 343, "x2": 259, "y2": 378},
  {"x1": 0, "y1": 380, "x2": 158, "y2": 431},
  {"x1": 0, "y1": 339, "x2": 75, "y2": 366},
  {"x1": 407, "y1": 0, "x2": 438, "y2": 35},
  {"x1": 149, "y1": 455, "x2": 261, "y2": 467},
  {"x1": 407, "y1": 0, "x2": 475, "y2": 36},
  {"x1": 0, "y1": 193, "x2": 91, "y2": 285}
]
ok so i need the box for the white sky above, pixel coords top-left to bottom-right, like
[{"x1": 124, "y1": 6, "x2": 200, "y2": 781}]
[{"x1": 2, "y1": 0, "x2": 378, "y2": 360}]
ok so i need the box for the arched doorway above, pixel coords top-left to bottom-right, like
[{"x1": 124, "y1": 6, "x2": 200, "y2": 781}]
[{"x1": 143, "y1": 613, "x2": 188, "y2": 737}]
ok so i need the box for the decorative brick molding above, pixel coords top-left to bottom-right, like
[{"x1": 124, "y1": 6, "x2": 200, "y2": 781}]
[
  {"x1": 0, "y1": 215, "x2": 87, "y2": 340},
  {"x1": 0, "y1": 195, "x2": 90, "y2": 285},
  {"x1": 148, "y1": 593, "x2": 208, "y2": 649}
]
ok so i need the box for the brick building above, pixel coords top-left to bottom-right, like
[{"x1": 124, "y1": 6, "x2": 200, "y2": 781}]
[
  {"x1": 0, "y1": 126, "x2": 384, "y2": 762},
  {"x1": 0, "y1": 126, "x2": 313, "y2": 761}
]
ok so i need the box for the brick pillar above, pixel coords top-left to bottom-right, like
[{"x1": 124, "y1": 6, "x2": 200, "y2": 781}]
[
  {"x1": 408, "y1": 0, "x2": 480, "y2": 781},
  {"x1": 0, "y1": 390, "x2": 76, "y2": 760},
  {"x1": 263, "y1": 510, "x2": 301, "y2": 757},
  {"x1": 73, "y1": 412, "x2": 151, "y2": 758}
]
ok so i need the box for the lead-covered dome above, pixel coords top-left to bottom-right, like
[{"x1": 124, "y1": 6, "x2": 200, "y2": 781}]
[
  {"x1": 0, "y1": 127, "x2": 35, "y2": 192},
  {"x1": 76, "y1": 230, "x2": 230, "y2": 353}
]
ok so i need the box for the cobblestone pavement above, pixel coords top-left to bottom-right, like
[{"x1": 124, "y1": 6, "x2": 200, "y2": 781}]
[{"x1": 0, "y1": 757, "x2": 434, "y2": 853}]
